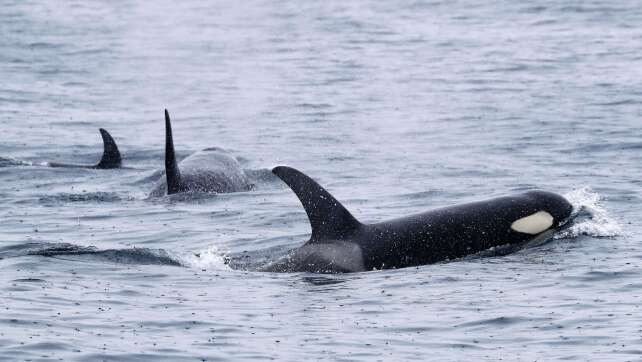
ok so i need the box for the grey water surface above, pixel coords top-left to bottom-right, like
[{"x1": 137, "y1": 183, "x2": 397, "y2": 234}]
[{"x1": 1, "y1": 0, "x2": 640, "y2": 361}]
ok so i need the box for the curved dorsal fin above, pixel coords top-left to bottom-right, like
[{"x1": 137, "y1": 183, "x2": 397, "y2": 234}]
[
  {"x1": 95, "y1": 128, "x2": 122, "y2": 169},
  {"x1": 272, "y1": 166, "x2": 361, "y2": 242},
  {"x1": 164, "y1": 109, "x2": 182, "y2": 194}
]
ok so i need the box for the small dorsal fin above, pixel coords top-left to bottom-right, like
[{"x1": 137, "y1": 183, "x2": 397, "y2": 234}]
[
  {"x1": 164, "y1": 109, "x2": 182, "y2": 194},
  {"x1": 95, "y1": 128, "x2": 122, "y2": 169},
  {"x1": 272, "y1": 166, "x2": 361, "y2": 242}
]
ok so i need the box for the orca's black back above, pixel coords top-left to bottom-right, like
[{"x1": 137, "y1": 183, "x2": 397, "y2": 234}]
[{"x1": 358, "y1": 193, "x2": 571, "y2": 269}]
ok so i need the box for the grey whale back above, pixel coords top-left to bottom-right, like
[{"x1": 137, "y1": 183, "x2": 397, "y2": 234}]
[
  {"x1": 150, "y1": 148, "x2": 253, "y2": 196},
  {"x1": 151, "y1": 109, "x2": 252, "y2": 196}
]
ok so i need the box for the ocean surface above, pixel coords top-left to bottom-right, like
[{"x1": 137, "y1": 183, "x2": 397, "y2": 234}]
[{"x1": 1, "y1": 0, "x2": 640, "y2": 360}]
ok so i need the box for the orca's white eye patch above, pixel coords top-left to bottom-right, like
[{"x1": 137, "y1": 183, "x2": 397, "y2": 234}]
[{"x1": 510, "y1": 211, "x2": 554, "y2": 234}]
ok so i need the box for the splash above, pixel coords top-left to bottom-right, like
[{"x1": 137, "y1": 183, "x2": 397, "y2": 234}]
[
  {"x1": 557, "y1": 187, "x2": 622, "y2": 238},
  {"x1": 177, "y1": 245, "x2": 231, "y2": 271}
]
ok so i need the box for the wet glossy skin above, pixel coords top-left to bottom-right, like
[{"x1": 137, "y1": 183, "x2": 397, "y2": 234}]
[{"x1": 263, "y1": 168, "x2": 573, "y2": 273}]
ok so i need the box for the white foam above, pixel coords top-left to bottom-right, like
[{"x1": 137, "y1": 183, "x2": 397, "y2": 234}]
[
  {"x1": 557, "y1": 187, "x2": 622, "y2": 238},
  {"x1": 175, "y1": 245, "x2": 231, "y2": 271}
]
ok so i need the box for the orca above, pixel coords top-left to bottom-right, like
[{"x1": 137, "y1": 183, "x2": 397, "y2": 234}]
[
  {"x1": 149, "y1": 110, "x2": 253, "y2": 196},
  {"x1": 48, "y1": 128, "x2": 122, "y2": 169},
  {"x1": 261, "y1": 166, "x2": 574, "y2": 273}
]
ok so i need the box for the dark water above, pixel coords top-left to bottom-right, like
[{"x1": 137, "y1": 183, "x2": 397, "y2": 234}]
[{"x1": 1, "y1": 0, "x2": 640, "y2": 360}]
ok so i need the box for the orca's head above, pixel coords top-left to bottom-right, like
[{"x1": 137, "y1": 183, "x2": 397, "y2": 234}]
[{"x1": 510, "y1": 191, "x2": 574, "y2": 235}]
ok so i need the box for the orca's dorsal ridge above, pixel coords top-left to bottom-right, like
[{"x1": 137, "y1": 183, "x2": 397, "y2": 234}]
[
  {"x1": 95, "y1": 128, "x2": 122, "y2": 169},
  {"x1": 164, "y1": 109, "x2": 182, "y2": 194},
  {"x1": 272, "y1": 166, "x2": 361, "y2": 242}
]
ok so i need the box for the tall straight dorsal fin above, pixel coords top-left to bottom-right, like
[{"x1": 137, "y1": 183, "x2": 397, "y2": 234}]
[
  {"x1": 95, "y1": 128, "x2": 122, "y2": 169},
  {"x1": 164, "y1": 109, "x2": 182, "y2": 194},
  {"x1": 272, "y1": 166, "x2": 361, "y2": 242}
]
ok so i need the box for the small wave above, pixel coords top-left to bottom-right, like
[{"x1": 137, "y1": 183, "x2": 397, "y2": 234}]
[
  {"x1": 296, "y1": 102, "x2": 333, "y2": 110},
  {"x1": 11, "y1": 278, "x2": 46, "y2": 283},
  {"x1": 3, "y1": 242, "x2": 230, "y2": 269},
  {"x1": 456, "y1": 316, "x2": 534, "y2": 328},
  {"x1": 574, "y1": 269, "x2": 637, "y2": 282},
  {"x1": 558, "y1": 5, "x2": 627, "y2": 14},
  {"x1": 593, "y1": 99, "x2": 641, "y2": 107},
  {"x1": 28, "y1": 41, "x2": 63, "y2": 49},
  {"x1": 300, "y1": 275, "x2": 347, "y2": 286},
  {"x1": 558, "y1": 187, "x2": 622, "y2": 238},
  {"x1": 0, "y1": 156, "x2": 32, "y2": 167},
  {"x1": 25, "y1": 243, "x2": 181, "y2": 266},
  {"x1": 39, "y1": 192, "x2": 124, "y2": 204},
  {"x1": 25, "y1": 242, "x2": 232, "y2": 270}
]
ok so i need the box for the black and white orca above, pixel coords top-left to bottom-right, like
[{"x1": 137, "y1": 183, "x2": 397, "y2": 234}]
[
  {"x1": 262, "y1": 166, "x2": 574, "y2": 273},
  {"x1": 48, "y1": 128, "x2": 121, "y2": 169},
  {"x1": 150, "y1": 110, "x2": 253, "y2": 196}
]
